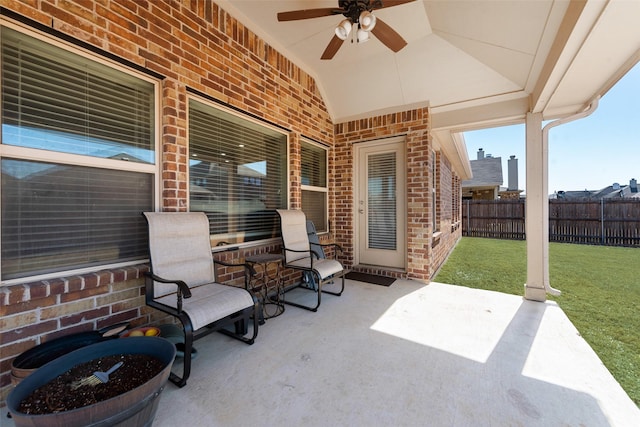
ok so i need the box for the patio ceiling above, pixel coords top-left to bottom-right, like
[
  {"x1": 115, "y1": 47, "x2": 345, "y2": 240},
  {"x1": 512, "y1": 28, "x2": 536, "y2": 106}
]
[{"x1": 217, "y1": 0, "x2": 640, "y2": 132}]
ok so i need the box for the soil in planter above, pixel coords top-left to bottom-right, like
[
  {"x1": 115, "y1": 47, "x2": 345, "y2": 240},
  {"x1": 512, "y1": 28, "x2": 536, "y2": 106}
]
[{"x1": 18, "y1": 354, "x2": 164, "y2": 415}]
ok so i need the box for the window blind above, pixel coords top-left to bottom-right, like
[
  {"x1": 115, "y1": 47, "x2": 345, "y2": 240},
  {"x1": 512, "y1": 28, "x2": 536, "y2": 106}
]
[
  {"x1": 189, "y1": 100, "x2": 287, "y2": 244},
  {"x1": 302, "y1": 190, "x2": 327, "y2": 232},
  {"x1": 368, "y1": 152, "x2": 397, "y2": 250},
  {"x1": 1, "y1": 27, "x2": 156, "y2": 280},
  {"x1": 1, "y1": 27, "x2": 154, "y2": 163},
  {"x1": 301, "y1": 142, "x2": 327, "y2": 187},
  {"x1": 301, "y1": 141, "x2": 328, "y2": 232},
  {"x1": 1, "y1": 160, "x2": 153, "y2": 280},
  {"x1": 432, "y1": 150, "x2": 439, "y2": 232}
]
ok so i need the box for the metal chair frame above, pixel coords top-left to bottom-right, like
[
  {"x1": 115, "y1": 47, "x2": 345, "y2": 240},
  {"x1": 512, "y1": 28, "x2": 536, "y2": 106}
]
[
  {"x1": 143, "y1": 212, "x2": 259, "y2": 387},
  {"x1": 276, "y1": 209, "x2": 346, "y2": 312}
]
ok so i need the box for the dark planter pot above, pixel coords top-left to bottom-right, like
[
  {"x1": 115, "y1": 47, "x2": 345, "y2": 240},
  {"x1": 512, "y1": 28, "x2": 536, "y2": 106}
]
[
  {"x1": 7, "y1": 337, "x2": 176, "y2": 427},
  {"x1": 11, "y1": 323, "x2": 128, "y2": 385}
]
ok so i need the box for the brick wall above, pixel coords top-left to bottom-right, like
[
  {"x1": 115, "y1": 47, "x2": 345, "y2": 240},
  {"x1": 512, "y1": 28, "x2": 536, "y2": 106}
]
[
  {"x1": 334, "y1": 109, "x2": 461, "y2": 280},
  {"x1": 0, "y1": 0, "x2": 335, "y2": 404},
  {"x1": 0, "y1": 0, "x2": 462, "y2": 405},
  {"x1": 431, "y1": 153, "x2": 461, "y2": 275}
]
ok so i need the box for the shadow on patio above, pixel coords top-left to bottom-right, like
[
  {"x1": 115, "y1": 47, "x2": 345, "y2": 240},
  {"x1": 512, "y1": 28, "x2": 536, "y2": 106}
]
[{"x1": 4, "y1": 279, "x2": 638, "y2": 426}]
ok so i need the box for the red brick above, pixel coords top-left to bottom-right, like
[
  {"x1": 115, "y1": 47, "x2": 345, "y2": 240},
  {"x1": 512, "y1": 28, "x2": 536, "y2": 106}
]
[
  {"x1": 98, "y1": 309, "x2": 139, "y2": 328},
  {"x1": 0, "y1": 339, "x2": 37, "y2": 367},
  {"x1": 5, "y1": 285, "x2": 27, "y2": 306},
  {"x1": 66, "y1": 276, "x2": 83, "y2": 293},
  {"x1": 60, "y1": 307, "x2": 110, "y2": 327},
  {"x1": 0, "y1": 320, "x2": 58, "y2": 345},
  {"x1": 0, "y1": 295, "x2": 58, "y2": 317},
  {"x1": 48, "y1": 278, "x2": 66, "y2": 296}
]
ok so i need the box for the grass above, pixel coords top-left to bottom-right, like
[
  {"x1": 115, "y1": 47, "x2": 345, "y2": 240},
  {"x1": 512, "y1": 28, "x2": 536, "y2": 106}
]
[{"x1": 434, "y1": 237, "x2": 640, "y2": 406}]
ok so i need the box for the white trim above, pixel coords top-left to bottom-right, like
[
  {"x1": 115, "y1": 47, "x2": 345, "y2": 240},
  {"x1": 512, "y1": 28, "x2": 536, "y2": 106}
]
[
  {"x1": 302, "y1": 185, "x2": 329, "y2": 193},
  {"x1": 300, "y1": 138, "x2": 329, "y2": 232},
  {"x1": 353, "y1": 135, "x2": 407, "y2": 269},
  {"x1": 186, "y1": 93, "x2": 289, "y2": 136},
  {"x1": 0, "y1": 145, "x2": 157, "y2": 174},
  {"x1": 0, "y1": 259, "x2": 147, "y2": 286},
  {"x1": 185, "y1": 93, "x2": 290, "y2": 245}
]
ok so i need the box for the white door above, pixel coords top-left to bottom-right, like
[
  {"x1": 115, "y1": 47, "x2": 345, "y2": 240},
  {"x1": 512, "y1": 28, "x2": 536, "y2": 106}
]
[{"x1": 355, "y1": 137, "x2": 406, "y2": 268}]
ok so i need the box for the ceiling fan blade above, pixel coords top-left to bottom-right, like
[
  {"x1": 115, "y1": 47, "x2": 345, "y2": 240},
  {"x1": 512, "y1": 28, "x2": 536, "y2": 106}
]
[
  {"x1": 372, "y1": 0, "x2": 416, "y2": 10},
  {"x1": 277, "y1": 8, "x2": 339, "y2": 22},
  {"x1": 371, "y1": 17, "x2": 407, "y2": 52},
  {"x1": 321, "y1": 35, "x2": 345, "y2": 60}
]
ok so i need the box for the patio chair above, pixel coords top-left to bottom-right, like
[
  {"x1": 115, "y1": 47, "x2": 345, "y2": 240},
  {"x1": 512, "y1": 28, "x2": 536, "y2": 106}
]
[
  {"x1": 143, "y1": 212, "x2": 259, "y2": 387},
  {"x1": 276, "y1": 209, "x2": 346, "y2": 312}
]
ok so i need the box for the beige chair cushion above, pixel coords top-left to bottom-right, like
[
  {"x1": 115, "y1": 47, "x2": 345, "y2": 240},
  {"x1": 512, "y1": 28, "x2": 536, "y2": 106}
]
[
  {"x1": 276, "y1": 209, "x2": 310, "y2": 263},
  {"x1": 288, "y1": 258, "x2": 344, "y2": 280},
  {"x1": 144, "y1": 212, "x2": 216, "y2": 298},
  {"x1": 155, "y1": 282, "x2": 254, "y2": 330}
]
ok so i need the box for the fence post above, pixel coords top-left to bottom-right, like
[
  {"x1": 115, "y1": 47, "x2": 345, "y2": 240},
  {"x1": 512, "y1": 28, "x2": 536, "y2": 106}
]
[
  {"x1": 466, "y1": 199, "x2": 470, "y2": 237},
  {"x1": 601, "y1": 198, "x2": 605, "y2": 245}
]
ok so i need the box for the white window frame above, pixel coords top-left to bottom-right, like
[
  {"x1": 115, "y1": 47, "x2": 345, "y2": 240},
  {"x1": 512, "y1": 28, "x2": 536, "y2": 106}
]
[
  {"x1": 432, "y1": 150, "x2": 440, "y2": 233},
  {"x1": 187, "y1": 94, "x2": 290, "y2": 248},
  {"x1": 301, "y1": 138, "x2": 329, "y2": 233},
  {"x1": 0, "y1": 19, "x2": 161, "y2": 285}
]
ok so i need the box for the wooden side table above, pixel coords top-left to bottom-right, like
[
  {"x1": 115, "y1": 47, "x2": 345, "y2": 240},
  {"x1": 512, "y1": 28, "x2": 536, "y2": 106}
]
[{"x1": 245, "y1": 253, "x2": 285, "y2": 322}]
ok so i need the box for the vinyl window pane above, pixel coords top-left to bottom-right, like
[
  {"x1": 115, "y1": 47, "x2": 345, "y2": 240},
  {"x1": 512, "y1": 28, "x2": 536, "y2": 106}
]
[
  {"x1": 301, "y1": 142, "x2": 326, "y2": 187},
  {"x1": 368, "y1": 152, "x2": 396, "y2": 250},
  {"x1": 1, "y1": 159, "x2": 152, "y2": 280},
  {"x1": 302, "y1": 190, "x2": 327, "y2": 233},
  {"x1": 301, "y1": 141, "x2": 328, "y2": 232},
  {"x1": 189, "y1": 99, "x2": 287, "y2": 244},
  {"x1": 1, "y1": 27, "x2": 156, "y2": 280},
  {"x1": 1, "y1": 27, "x2": 154, "y2": 164}
]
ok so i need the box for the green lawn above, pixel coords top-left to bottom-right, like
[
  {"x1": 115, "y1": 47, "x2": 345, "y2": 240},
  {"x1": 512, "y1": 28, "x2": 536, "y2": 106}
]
[{"x1": 434, "y1": 237, "x2": 640, "y2": 406}]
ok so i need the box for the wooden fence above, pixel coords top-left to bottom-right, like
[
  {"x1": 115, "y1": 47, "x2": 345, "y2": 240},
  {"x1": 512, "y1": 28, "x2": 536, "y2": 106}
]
[{"x1": 462, "y1": 199, "x2": 640, "y2": 247}]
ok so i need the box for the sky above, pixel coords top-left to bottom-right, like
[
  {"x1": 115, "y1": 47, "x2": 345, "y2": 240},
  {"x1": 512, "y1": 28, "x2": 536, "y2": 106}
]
[{"x1": 463, "y1": 62, "x2": 640, "y2": 195}]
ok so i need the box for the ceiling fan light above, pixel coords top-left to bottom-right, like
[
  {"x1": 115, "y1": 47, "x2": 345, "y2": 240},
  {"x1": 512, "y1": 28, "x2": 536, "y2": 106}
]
[
  {"x1": 359, "y1": 11, "x2": 376, "y2": 31},
  {"x1": 357, "y1": 28, "x2": 370, "y2": 43},
  {"x1": 335, "y1": 19, "x2": 352, "y2": 40}
]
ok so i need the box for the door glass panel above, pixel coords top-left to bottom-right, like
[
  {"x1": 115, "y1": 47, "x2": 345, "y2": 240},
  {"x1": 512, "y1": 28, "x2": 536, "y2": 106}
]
[{"x1": 367, "y1": 152, "x2": 396, "y2": 250}]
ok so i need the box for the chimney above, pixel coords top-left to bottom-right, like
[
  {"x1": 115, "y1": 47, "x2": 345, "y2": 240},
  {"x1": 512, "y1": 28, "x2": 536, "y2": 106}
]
[
  {"x1": 508, "y1": 155, "x2": 518, "y2": 191},
  {"x1": 631, "y1": 178, "x2": 638, "y2": 193},
  {"x1": 477, "y1": 148, "x2": 485, "y2": 160}
]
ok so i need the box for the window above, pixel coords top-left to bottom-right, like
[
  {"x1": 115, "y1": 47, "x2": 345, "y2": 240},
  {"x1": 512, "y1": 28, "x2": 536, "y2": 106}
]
[
  {"x1": 1, "y1": 25, "x2": 157, "y2": 281},
  {"x1": 452, "y1": 175, "x2": 460, "y2": 225},
  {"x1": 432, "y1": 150, "x2": 440, "y2": 233},
  {"x1": 301, "y1": 140, "x2": 328, "y2": 233},
  {"x1": 368, "y1": 151, "x2": 397, "y2": 249},
  {"x1": 188, "y1": 98, "x2": 287, "y2": 245}
]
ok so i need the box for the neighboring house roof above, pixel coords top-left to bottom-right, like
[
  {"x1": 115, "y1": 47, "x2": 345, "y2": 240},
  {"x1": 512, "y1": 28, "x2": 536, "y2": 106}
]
[
  {"x1": 594, "y1": 183, "x2": 640, "y2": 199},
  {"x1": 461, "y1": 157, "x2": 503, "y2": 188},
  {"x1": 553, "y1": 190, "x2": 595, "y2": 200},
  {"x1": 554, "y1": 180, "x2": 640, "y2": 199}
]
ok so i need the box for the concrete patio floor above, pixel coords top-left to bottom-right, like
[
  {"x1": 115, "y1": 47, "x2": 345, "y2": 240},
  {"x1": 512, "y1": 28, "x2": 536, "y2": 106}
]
[
  {"x1": 4, "y1": 279, "x2": 639, "y2": 426},
  {"x1": 152, "y1": 278, "x2": 638, "y2": 426}
]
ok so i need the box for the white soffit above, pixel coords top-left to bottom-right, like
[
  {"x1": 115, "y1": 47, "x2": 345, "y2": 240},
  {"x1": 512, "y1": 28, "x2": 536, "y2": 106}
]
[
  {"x1": 217, "y1": 0, "x2": 640, "y2": 134},
  {"x1": 544, "y1": 0, "x2": 640, "y2": 118}
]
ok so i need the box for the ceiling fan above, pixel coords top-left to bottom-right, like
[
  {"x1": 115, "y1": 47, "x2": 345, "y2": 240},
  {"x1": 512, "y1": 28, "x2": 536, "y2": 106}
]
[{"x1": 277, "y1": 0, "x2": 415, "y2": 60}]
